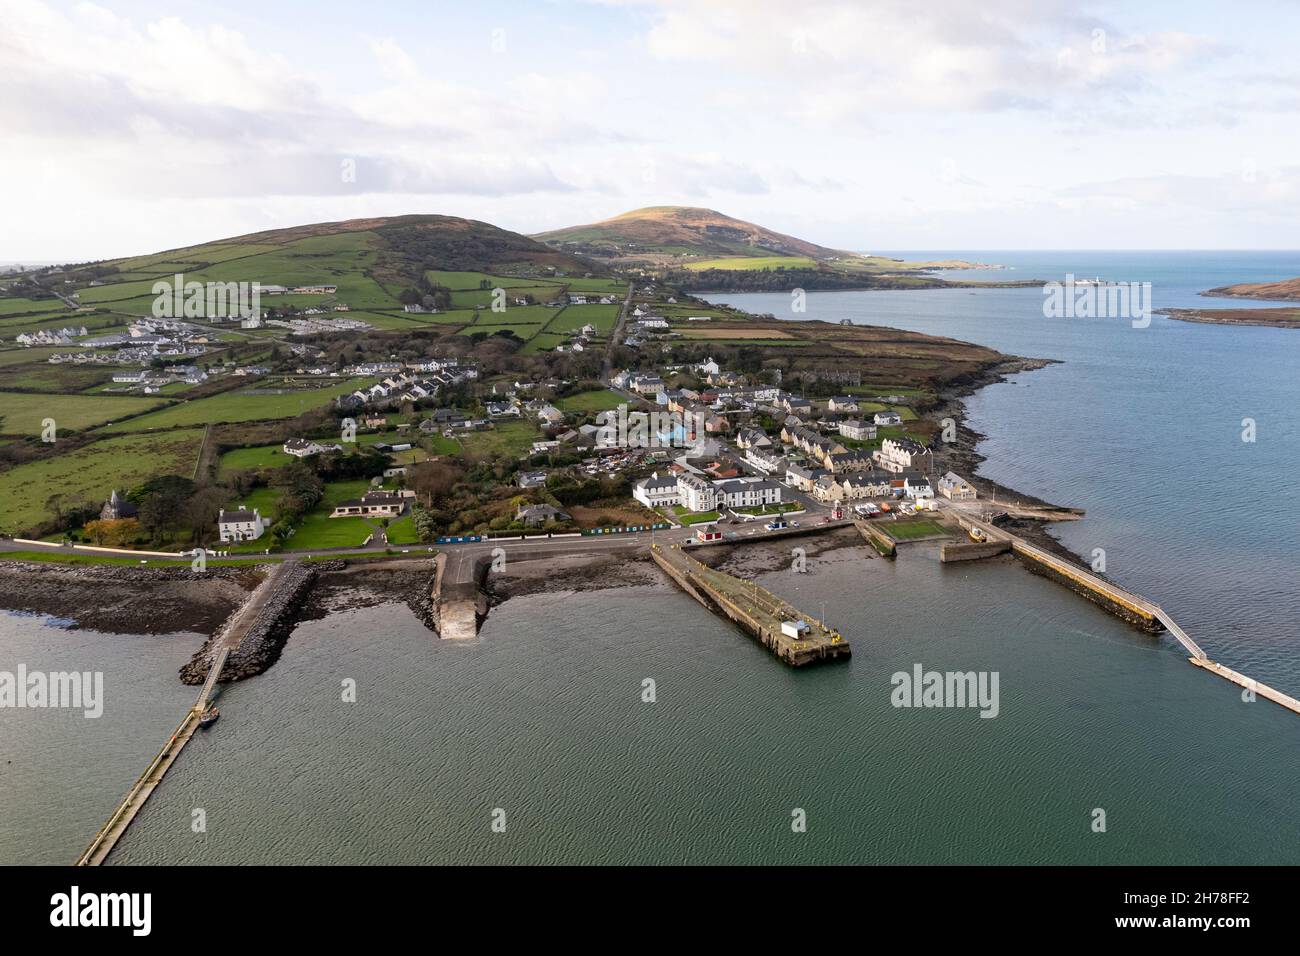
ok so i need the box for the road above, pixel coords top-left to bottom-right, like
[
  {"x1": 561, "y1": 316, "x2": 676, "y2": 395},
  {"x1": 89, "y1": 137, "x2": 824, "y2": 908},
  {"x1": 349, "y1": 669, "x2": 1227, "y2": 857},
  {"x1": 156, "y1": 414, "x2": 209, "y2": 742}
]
[{"x1": 600, "y1": 281, "x2": 635, "y2": 382}]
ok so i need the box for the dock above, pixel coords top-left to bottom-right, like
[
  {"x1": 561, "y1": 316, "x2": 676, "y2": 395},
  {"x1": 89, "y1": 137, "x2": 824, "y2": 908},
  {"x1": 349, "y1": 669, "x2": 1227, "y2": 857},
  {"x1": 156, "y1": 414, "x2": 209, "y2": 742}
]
[
  {"x1": 74, "y1": 562, "x2": 305, "y2": 866},
  {"x1": 74, "y1": 664, "x2": 223, "y2": 866},
  {"x1": 949, "y1": 512, "x2": 1300, "y2": 717},
  {"x1": 652, "y1": 543, "x2": 850, "y2": 666}
]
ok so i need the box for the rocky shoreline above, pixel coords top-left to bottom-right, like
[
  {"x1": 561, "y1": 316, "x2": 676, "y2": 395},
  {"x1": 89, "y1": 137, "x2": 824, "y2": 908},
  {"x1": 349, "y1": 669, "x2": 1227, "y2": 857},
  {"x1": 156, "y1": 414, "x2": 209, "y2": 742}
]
[
  {"x1": 926, "y1": 356, "x2": 1092, "y2": 566},
  {"x1": 0, "y1": 561, "x2": 261, "y2": 635},
  {"x1": 179, "y1": 560, "x2": 338, "y2": 686}
]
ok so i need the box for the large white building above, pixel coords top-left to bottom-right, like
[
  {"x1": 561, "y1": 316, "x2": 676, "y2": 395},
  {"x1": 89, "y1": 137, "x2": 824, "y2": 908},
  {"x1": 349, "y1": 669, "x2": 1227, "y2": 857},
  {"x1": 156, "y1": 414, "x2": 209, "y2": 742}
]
[
  {"x1": 713, "y1": 477, "x2": 782, "y2": 509},
  {"x1": 676, "y1": 474, "x2": 718, "y2": 512},
  {"x1": 633, "y1": 472, "x2": 681, "y2": 509}
]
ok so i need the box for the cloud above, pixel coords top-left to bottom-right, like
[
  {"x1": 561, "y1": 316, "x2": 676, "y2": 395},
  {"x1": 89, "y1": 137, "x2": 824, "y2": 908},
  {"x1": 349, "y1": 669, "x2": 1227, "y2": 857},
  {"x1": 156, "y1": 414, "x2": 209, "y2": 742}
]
[{"x1": 0, "y1": 0, "x2": 585, "y2": 202}]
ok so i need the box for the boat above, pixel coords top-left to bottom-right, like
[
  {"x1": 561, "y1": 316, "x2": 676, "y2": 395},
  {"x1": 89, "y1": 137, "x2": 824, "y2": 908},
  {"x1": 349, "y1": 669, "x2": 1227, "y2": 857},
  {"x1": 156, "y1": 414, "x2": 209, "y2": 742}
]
[
  {"x1": 198, "y1": 707, "x2": 220, "y2": 729},
  {"x1": 968, "y1": 527, "x2": 988, "y2": 543}
]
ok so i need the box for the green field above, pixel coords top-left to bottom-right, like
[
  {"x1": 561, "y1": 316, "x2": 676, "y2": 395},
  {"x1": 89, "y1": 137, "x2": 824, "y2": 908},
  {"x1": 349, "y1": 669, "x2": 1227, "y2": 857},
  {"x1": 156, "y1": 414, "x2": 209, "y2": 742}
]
[
  {"x1": 0, "y1": 429, "x2": 205, "y2": 532},
  {"x1": 0, "y1": 297, "x2": 66, "y2": 317},
  {"x1": 684, "y1": 255, "x2": 818, "y2": 272},
  {"x1": 217, "y1": 443, "x2": 292, "y2": 476},
  {"x1": 0, "y1": 348, "x2": 63, "y2": 366},
  {"x1": 0, "y1": 391, "x2": 166, "y2": 434},
  {"x1": 546, "y1": 303, "x2": 619, "y2": 334},
  {"x1": 104, "y1": 378, "x2": 366, "y2": 432},
  {"x1": 457, "y1": 321, "x2": 545, "y2": 341},
  {"x1": 425, "y1": 270, "x2": 560, "y2": 291},
  {"x1": 556, "y1": 389, "x2": 623, "y2": 414},
  {"x1": 457, "y1": 420, "x2": 541, "y2": 459},
  {"x1": 522, "y1": 333, "x2": 569, "y2": 354},
  {"x1": 450, "y1": 286, "x2": 564, "y2": 309}
]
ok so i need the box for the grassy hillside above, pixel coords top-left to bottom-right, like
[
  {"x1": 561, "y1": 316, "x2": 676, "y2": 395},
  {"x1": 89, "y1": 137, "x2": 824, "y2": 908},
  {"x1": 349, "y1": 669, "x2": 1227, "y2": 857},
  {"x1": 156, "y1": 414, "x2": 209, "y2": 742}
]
[{"x1": 535, "y1": 205, "x2": 845, "y2": 260}]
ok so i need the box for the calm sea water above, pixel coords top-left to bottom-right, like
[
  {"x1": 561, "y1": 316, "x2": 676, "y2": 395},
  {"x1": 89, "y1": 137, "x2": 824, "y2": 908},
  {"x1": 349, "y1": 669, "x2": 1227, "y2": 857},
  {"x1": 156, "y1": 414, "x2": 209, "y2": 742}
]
[
  {"x1": 3, "y1": 252, "x2": 1297, "y2": 865},
  {"x1": 709, "y1": 251, "x2": 1300, "y2": 689}
]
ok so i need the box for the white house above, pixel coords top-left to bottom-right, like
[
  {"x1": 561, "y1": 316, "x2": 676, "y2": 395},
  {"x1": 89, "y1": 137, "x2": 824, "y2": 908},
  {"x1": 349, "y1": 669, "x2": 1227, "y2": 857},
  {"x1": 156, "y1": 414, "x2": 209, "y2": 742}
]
[
  {"x1": 676, "y1": 473, "x2": 718, "y2": 512},
  {"x1": 695, "y1": 357, "x2": 721, "y2": 376},
  {"x1": 713, "y1": 477, "x2": 782, "y2": 509},
  {"x1": 838, "y1": 419, "x2": 877, "y2": 441},
  {"x1": 903, "y1": 476, "x2": 934, "y2": 500},
  {"x1": 633, "y1": 472, "x2": 681, "y2": 509},
  {"x1": 827, "y1": 396, "x2": 860, "y2": 413},
  {"x1": 218, "y1": 507, "x2": 265, "y2": 543},
  {"x1": 874, "y1": 411, "x2": 903, "y2": 426},
  {"x1": 283, "y1": 438, "x2": 342, "y2": 458},
  {"x1": 744, "y1": 446, "x2": 786, "y2": 474}
]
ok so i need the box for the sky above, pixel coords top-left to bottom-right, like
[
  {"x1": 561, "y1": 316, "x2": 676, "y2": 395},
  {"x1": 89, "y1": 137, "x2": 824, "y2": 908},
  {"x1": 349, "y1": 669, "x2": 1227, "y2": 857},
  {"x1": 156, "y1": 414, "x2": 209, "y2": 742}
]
[{"x1": 2, "y1": 0, "x2": 1299, "y2": 261}]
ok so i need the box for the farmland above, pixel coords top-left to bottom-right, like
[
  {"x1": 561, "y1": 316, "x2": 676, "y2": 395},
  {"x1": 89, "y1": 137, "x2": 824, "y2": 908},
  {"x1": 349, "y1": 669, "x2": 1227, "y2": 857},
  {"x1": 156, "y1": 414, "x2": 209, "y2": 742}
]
[
  {"x1": 0, "y1": 429, "x2": 205, "y2": 532},
  {"x1": 104, "y1": 378, "x2": 368, "y2": 432},
  {"x1": 0, "y1": 391, "x2": 166, "y2": 434}
]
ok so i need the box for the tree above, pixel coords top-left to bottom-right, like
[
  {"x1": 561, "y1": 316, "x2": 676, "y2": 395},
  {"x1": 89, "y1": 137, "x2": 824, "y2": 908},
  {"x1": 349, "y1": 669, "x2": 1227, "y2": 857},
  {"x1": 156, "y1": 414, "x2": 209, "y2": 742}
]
[
  {"x1": 408, "y1": 460, "x2": 464, "y2": 508},
  {"x1": 130, "y1": 475, "x2": 197, "y2": 543},
  {"x1": 82, "y1": 518, "x2": 141, "y2": 547}
]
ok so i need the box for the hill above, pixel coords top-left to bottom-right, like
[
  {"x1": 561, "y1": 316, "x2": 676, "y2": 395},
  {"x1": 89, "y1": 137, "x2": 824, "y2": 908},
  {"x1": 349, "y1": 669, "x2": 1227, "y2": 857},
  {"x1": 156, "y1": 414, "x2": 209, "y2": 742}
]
[
  {"x1": 534, "y1": 206, "x2": 847, "y2": 262},
  {"x1": 1203, "y1": 277, "x2": 1300, "y2": 301},
  {"x1": 0, "y1": 214, "x2": 596, "y2": 319},
  {"x1": 533, "y1": 206, "x2": 1027, "y2": 292}
]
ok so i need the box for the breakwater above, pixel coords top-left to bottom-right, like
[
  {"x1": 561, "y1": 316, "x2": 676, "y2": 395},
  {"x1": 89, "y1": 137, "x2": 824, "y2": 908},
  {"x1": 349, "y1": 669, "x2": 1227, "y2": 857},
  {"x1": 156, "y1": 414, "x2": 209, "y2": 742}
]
[
  {"x1": 949, "y1": 512, "x2": 1300, "y2": 717},
  {"x1": 179, "y1": 559, "x2": 330, "y2": 684},
  {"x1": 652, "y1": 542, "x2": 850, "y2": 666}
]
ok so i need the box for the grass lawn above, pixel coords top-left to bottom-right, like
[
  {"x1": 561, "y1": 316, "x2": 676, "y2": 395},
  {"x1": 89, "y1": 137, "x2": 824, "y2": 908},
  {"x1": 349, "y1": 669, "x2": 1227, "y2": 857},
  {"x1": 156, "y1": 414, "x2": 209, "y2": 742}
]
[
  {"x1": 884, "y1": 518, "x2": 950, "y2": 540},
  {"x1": 104, "y1": 378, "x2": 366, "y2": 432},
  {"x1": 670, "y1": 506, "x2": 721, "y2": 525},
  {"x1": 0, "y1": 429, "x2": 205, "y2": 533},
  {"x1": 556, "y1": 389, "x2": 624, "y2": 414},
  {"x1": 285, "y1": 514, "x2": 372, "y2": 550},
  {"x1": 384, "y1": 515, "x2": 421, "y2": 545},
  {"x1": 732, "y1": 502, "x2": 801, "y2": 516},
  {"x1": 423, "y1": 433, "x2": 462, "y2": 455},
  {"x1": 0, "y1": 391, "x2": 166, "y2": 434},
  {"x1": 457, "y1": 420, "x2": 541, "y2": 459}
]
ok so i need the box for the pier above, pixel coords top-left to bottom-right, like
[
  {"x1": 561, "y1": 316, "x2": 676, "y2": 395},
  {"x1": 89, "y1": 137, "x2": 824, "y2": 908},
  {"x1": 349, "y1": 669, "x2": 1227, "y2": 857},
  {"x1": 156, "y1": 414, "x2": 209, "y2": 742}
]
[
  {"x1": 74, "y1": 673, "x2": 222, "y2": 866},
  {"x1": 76, "y1": 562, "x2": 306, "y2": 866},
  {"x1": 651, "y1": 543, "x2": 850, "y2": 666},
  {"x1": 947, "y1": 511, "x2": 1300, "y2": 717}
]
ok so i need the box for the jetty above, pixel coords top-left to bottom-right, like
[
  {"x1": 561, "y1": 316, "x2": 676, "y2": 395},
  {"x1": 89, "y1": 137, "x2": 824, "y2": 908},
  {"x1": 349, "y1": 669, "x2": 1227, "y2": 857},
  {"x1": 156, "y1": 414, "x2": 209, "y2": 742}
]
[
  {"x1": 651, "y1": 542, "x2": 850, "y2": 666},
  {"x1": 947, "y1": 511, "x2": 1300, "y2": 717},
  {"x1": 75, "y1": 561, "x2": 310, "y2": 866}
]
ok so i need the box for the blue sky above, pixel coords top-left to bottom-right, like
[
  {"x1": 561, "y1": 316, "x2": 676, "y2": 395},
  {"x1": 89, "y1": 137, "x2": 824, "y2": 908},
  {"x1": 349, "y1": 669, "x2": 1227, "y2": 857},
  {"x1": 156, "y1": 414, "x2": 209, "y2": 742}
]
[{"x1": 2, "y1": 0, "x2": 1298, "y2": 259}]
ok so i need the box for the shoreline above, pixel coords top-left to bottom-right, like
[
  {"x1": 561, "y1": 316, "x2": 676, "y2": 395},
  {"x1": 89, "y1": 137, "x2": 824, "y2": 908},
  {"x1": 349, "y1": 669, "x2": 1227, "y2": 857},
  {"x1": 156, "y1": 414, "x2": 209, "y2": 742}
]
[
  {"x1": 0, "y1": 350, "x2": 1114, "y2": 654},
  {"x1": 1159, "y1": 306, "x2": 1300, "y2": 330}
]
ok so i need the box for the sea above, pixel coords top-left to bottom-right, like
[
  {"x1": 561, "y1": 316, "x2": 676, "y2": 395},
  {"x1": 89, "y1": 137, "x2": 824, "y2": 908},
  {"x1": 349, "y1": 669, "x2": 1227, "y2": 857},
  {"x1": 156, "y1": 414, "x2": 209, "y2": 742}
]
[{"x1": 2, "y1": 251, "x2": 1298, "y2": 865}]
